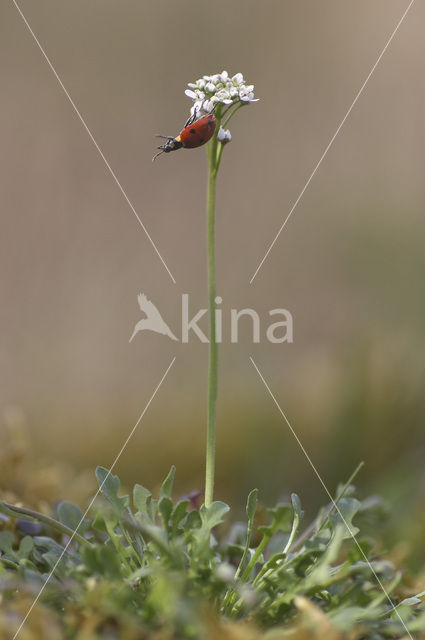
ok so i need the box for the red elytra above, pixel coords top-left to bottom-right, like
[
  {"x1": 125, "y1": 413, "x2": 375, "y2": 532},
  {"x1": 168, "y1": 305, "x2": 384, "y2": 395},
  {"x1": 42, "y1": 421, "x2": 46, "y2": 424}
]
[
  {"x1": 153, "y1": 114, "x2": 216, "y2": 161},
  {"x1": 180, "y1": 114, "x2": 216, "y2": 148}
]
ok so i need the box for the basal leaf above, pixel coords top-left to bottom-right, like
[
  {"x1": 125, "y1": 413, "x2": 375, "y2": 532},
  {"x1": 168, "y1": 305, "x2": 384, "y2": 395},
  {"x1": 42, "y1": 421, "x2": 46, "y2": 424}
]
[
  {"x1": 0, "y1": 531, "x2": 14, "y2": 554},
  {"x1": 95, "y1": 466, "x2": 129, "y2": 515},
  {"x1": 133, "y1": 484, "x2": 152, "y2": 515},
  {"x1": 158, "y1": 497, "x2": 173, "y2": 530},
  {"x1": 171, "y1": 500, "x2": 189, "y2": 535},
  {"x1": 83, "y1": 544, "x2": 122, "y2": 578},
  {"x1": 259, "y1": 504, "x2": 292, "y2": 537},
  {"x1": 291, "y1": 493, "x2": 304, "y2": 521},
  {"x1": 160, "y1": 465, "x2": 176, "y2": 499},
  {"x1": 18, "y1": 536, "x2": 34, "y2": 558},
  {"x1": 184, "y1": 509, "x2": 202, "y2": 531},
  {"x1": 200, "y1": 501, "x2": 230, "y2": 531},
  {"x1": 33, "y1": 536, "x2": 65, "y2": 556},
  {"x1": 246, "y1": 489, "x2": 258, "y2": 527},
  {"x1": 329, "y1": 498, "x2": 361, "y2": 539},
  {"x1": 57, "y1": 501, "x2": 90, "y2": 535}
]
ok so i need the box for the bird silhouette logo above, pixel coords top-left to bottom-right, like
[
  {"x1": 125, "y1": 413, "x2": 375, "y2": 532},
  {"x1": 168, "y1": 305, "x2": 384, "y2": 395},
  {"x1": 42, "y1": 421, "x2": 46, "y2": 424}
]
[{"x1": 129, "y1": 293, "x2": 178, "y2": 343}]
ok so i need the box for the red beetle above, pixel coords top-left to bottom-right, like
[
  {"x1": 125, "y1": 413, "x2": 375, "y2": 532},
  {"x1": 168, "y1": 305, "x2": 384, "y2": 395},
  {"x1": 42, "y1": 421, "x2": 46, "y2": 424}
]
[{"x1": 152, "y1": 113, "x2": 216, "y2": 162}]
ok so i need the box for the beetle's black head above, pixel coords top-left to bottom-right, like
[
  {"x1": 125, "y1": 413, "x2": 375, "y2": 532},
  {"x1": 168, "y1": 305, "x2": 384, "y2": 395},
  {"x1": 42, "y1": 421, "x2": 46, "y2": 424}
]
[{"x1": 152, "y1": 136, "x2": 183, "y2": 162}]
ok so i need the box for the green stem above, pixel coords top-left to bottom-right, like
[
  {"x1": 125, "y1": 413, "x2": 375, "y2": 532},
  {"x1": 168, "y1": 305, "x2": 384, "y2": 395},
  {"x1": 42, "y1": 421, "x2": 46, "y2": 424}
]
[
  {"x1": 204, "y1": 129, "x2": 219, "y2": 508},
  {"x1": 240, "y1": 530, "x2": 272, "y2": 582},
  {"x1": 215, "y1": 104, "x2": 243, "y2": 173},
  {"x1": 252, "y1": 510, "x2": 301, "y2": 589},
  {"x1": 0, "y1": 500, "x2": 91, "y2": 547},
  {"x1": 224, "y1": 529, "x2": 272, "y2": 616}
]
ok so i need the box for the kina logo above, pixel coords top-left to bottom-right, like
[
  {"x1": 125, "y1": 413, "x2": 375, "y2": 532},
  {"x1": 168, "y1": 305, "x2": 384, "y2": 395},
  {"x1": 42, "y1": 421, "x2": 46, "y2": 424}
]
[{"x1": 129, "y1": 293, "x2": 293, "y2": 345}]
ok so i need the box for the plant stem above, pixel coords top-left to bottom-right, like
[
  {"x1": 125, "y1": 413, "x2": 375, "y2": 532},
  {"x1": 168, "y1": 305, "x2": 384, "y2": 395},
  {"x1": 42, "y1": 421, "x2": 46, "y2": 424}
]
[
  {"x1": 204, "y1": 103, "x2": 241, "y2": 506},
  {"x1": 240, "y1": 530, "x2": 272, "y2": 582},
  {"x1": 204, "y1": 131, "x2": 219, "y2": 508},
  {"x1": 0, "y1": 500, "x2": 91, "y2": 547}
]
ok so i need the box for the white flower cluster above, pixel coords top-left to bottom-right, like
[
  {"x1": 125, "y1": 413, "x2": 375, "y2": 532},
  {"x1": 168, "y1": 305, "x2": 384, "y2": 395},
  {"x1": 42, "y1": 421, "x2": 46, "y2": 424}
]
[{"x1": 185, "y1": 70, "x2": 259, "y2": 117}]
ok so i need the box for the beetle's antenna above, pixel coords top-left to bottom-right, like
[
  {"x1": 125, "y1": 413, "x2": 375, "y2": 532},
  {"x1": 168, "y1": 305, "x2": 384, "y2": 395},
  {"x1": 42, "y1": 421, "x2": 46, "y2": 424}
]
[
  {"x1": 155, "y1": 135, "x2": 175, "y2": 140},
  {"x1": 152, "y1": 148, "x2": 165, "y2": 162}
]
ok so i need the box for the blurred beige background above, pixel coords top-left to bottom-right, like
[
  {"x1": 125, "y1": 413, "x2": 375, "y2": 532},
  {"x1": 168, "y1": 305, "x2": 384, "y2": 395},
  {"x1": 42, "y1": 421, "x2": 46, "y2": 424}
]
[{"x1": 1, "y1": 1, "x2": 424, "y2": 529}]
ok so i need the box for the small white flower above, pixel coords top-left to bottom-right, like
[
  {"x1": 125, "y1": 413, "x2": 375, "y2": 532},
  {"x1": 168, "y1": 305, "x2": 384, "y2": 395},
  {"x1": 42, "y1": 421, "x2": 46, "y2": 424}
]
[
  {"x1": 221, "y1": 70, "x2": 228, "y2": 81},
  {"x1": 232, "y1": 72, "x2": 244, "y2": 84},
  {"x1": 189, "y1": 99, "x2": 215, "y2": 117},
  {"x1": 215, "y1": 89, "x2": 233, "y2": 104},
  {"x1": 190, "y1": 100, "x2": 203, "y2": 117},
  {"x1": 239, "y1": 86, "x2": 259, "y2": 103},
  {"x1": 205, "y1": 82, "x2": 216, "y2": 93},
  {"x1": 184, "y1": 89, "x2": 197, "y2": 99},
  {"x1": 202, "y1": 99, "x2": 215, "y2": 114},
  {"x1": 217, "y1": 126, "x2": 232, "y2": 144}
]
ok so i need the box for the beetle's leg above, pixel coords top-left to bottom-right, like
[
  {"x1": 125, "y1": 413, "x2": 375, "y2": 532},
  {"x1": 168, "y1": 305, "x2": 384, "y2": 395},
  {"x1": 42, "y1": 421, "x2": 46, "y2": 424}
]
[
  {"x1": 183, "y1": 114, "x2": 195, "y2": 128},
  {"x1": 184, "y1": 105, "x2": 199, "y2": 128}
]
